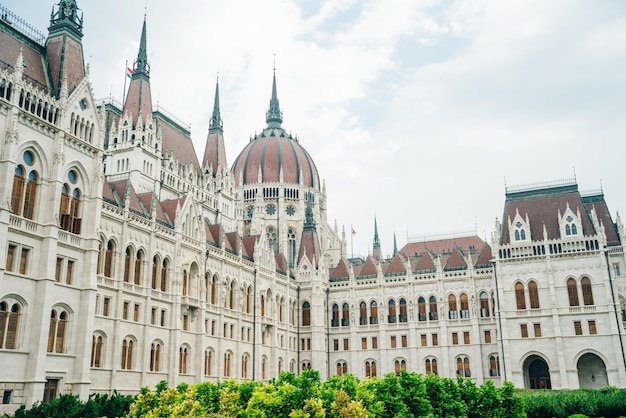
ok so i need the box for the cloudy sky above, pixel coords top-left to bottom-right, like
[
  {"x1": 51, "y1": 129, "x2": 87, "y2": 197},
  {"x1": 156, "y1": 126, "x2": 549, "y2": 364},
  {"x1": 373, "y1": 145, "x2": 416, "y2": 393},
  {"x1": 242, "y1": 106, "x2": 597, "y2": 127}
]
[{"x1": 6, "y1": 0, "x2": 626, "y2": 258}]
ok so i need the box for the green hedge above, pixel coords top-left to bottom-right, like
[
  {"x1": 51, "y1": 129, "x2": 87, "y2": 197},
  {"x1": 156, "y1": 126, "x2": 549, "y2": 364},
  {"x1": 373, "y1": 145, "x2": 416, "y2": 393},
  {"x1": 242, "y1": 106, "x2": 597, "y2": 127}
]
[
  {"x1": 7, "y1": 391, "x2": 134, "y2": 418},
  {"x1": 520, "y1": 386, "x2": 626, "y2": 418}
]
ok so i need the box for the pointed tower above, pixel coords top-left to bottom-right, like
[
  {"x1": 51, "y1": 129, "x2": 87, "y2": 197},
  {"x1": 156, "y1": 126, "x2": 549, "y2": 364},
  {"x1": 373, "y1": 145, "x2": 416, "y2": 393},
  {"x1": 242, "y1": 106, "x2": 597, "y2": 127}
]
[
  {"x1": 46, "y1": 0, "x2": 85, "y2": 98},
  {"x1": 393, "y1": 231, "x2": 398, "y2": 256},
  {"x1": 266, "y1": 68, "x2": 283, "y2": 128},
  {"x1": 298, "y1": 197, "x2": 322, "y2": 268},
  {"x1": 202, "y1": 78, "x2": 228, "y2": 175},
  {"x1": 372, "y1": 216, "x2": 382, "y2": 260},
  {"x1": 123, "y1": 15, "x2": 153, "y2": 127}
]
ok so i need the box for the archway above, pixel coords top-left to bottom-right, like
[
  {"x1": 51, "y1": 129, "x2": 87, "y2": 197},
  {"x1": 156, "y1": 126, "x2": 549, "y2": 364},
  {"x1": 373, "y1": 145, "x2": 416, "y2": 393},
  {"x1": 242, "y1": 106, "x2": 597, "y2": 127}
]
[
  {"x1": 524, "y1": 355, "x2": 551, "y2": 389},
  {"x1": 577, "y1": 353, "x2": 608, "y2": 388}
]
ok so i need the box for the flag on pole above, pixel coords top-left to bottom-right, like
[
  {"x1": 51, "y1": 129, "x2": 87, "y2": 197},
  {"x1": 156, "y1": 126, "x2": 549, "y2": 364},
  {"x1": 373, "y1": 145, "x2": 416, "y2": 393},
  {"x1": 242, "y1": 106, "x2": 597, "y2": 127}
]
[
  {"x1": 351, "y1": 226, "x2": 356, "y2": 236},
  {"x1": 126, "y1": 67, "x2": 134, "y2": 79}
]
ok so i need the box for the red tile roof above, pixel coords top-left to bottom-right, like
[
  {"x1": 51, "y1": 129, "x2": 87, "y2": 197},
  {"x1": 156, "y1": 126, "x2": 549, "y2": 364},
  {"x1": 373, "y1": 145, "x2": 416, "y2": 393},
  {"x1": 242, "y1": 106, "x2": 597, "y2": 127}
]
[
  {"x1": 385, "y1": 254, "x2": 407, "y2": 275},
  {"x1": 203, "y1": 130, "x2": 228, "y2": 174},
  {"x1": 275, "y1": 254, "x2": 289, "y2": 274},
  {"x1": 474, "y1": 244, "x2": 493, "y2": 267},
  {"x1": 444, "y1": 246, "x2": 467, "y2": 271},
  {"x1": 298, "y1": 227, "x2": 322, "y2": 268},
  {"x1": 160, "y1": 199, "x2": 184, "y2": 224},
  {"x1": 242, "y1": 236, "x2": 258, "y2": 260},
  {"x1": 158, "y1": 115, "x2": 200, "y2": 172},
  {"x1": 122, "y1": 77, "x2": 153, "y2": 128},
  {"x1": 412, "y1": 252, "x2": 436, "y2": 272},
  {"x1": 0, "y1": 25, "x2": 48, "y2": 91},
  {"x1": 400, "y1": 236, "x2": 485, "y2": 257},
  {"x1": 330, "y1": 259, "x2": 350, "y2": 279},
  {"x1": 357, "y1": 257, "x2": 377, "y2": 277}
]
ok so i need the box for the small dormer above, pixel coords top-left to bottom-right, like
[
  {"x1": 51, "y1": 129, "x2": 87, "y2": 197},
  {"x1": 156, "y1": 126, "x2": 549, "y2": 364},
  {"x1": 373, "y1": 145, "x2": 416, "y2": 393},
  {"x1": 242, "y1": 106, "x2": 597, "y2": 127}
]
[
  {"x1": 508, "y1": 209, "x2": 530, "y2": 243},
  {"x1": 558, "y1": 203, "x2": 581, "y2": 238}
]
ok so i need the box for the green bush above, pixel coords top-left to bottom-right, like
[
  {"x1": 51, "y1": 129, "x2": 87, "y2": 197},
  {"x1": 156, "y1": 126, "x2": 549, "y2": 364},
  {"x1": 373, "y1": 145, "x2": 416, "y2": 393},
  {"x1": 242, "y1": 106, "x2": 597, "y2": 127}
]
[{"x1": 11, "y1": 391, "x2": 134, "y2": 418}]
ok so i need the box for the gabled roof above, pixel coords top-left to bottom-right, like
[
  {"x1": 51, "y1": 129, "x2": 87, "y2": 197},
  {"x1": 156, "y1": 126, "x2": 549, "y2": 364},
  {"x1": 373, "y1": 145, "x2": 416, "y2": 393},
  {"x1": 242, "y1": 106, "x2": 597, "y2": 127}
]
[
  {"x1": 400, "y1": 236, "x2": 485, "y2": 257},
  {"x1": 474, "y1": 244, "x2": 493, "y2": 268},
  {"x1": 582, "y1": 193, "x2": 620, "y2": 245},
  {"x1": 275, "y1": 254, "x2": 288, "y2": 275},
  {"x1": 225, "y1": 232, "x2": 240, "y2": 255},
  {"x1": 356, "y1": 257, "x2": 377, "y2": 278},
  {"x1": 412, "y1": 252, "x2": 436, "y2": 273},
  {"x1": 158, "y1": 114, "x2": 200, "y2": 172},
  {"x1": 160, "y1": 198, "x2": 184, "y2": 225},
  {"x1": 384, "y1": 253, "x2": 406, "y2": 276},
  {"x1": 330, "y1": 259, "x2": 350, "y2": 280},
  {"x1": 206, "y1": 223, "x2": 224, "y2": 248},
  {"x1": 242, "y1": 236, "x2": 258, "y2": 261},
  {"x1": 0, "y1": 20, "x2": 48, "y2": 92},
  {"x1": 444, "y1": 246, "x2": 467, "y2": 271}
]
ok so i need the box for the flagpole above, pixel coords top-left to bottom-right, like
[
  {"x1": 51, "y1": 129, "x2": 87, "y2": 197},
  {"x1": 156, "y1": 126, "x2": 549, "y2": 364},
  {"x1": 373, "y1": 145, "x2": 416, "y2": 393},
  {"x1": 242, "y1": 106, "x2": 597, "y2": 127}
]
[
  {"x1": 351, "y1": 224, "x2": 354, "y2": 259},
  {"x1": 122, "y1": 60, "x2": 128, "y2": 108}
]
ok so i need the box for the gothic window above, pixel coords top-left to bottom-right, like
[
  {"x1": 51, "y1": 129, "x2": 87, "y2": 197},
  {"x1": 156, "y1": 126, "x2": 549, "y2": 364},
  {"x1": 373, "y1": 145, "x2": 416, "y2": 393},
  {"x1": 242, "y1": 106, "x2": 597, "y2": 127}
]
[
  {"x1": 456, "y1": 356, "x2": 471, "y2": 377},
  {"x1": 528, "y1": 281, "x2": 540, "y2": 309},
  {"x1": 161, "y1": 259, "x2": 169, "y2": 291},
  {"x1": 151, "y1": 256, "x2": 159, "y2": 289},
  {"x1": 287, "y1": 229, "x2": 296, "y2": 268},
  {"x1": 265, "y1": 204, "x2": 276, "y2": 215},
  {"x1": 179, "y1": 346, "x2": 189, "y2": 374},
  {"x1": 370, "y1": 301, "x2": 378, "y2": 325},
  {"x1": 399, "y1": 298, "x2": 407, "y2": 322},
  {"x1": 242, "y1": 354, "x2": 249, "y2": 379},
  {"x1": 123, "y1": 247, "x2": 132, "y2": 282},
  {"x1": 59, "y1": 170, "x2": 82, "y2": 234},
  {"x1": 0, "y1": 302, "x2": 20, "y2": 349},
  {"x1": 134, "y1": 250, "x2": 143, "y2": 285},
  {"x1": 91, "y1": 334, "x2": 104, "y2": 368},
  {"x1": 204, "y1": 349, "x2": 213, "y2": 376},
  {"x1": 565, "y1": 215, "x2": 578, "y2": 235},
  {"x1": 480, "y1": 292, "x2": 490, "y2": 317},
  {"x1": 429, "y1": 296, "x2": 438, "y2": 320},
  {"x1": 581, "y1": 277, "x2": 594, "y2": 305},
  {"x1": 489, "y1": 355, "x2": 501, "y2": 376},
  {"x1": 11, "y1": 151, "x2": 39, "y2": 220},
  {"x1": 266, "y1": 227, "x2": 277, "y2": 254},
  {"x1": 336, "y1": 361, "x2": 347, "y2": 376},
  {"x1": 229, "y1": 281, "x2": 235, "y2": 309},
  {"x1": 121, "y1": 337, "x2": 134, "y2": 369},
  {"x1": 182, "y1": 270, "x2": 189, "y2": 296},
  {"x1": 332, "y1": 303, "x2": 339, "y2": 327},
  {"x1": 567, "y1": 278, "x2": 579, "y2": 306},
  {"x1": 302, "y1": 301, "x2": 311, "y2": 326},
  {"x1": 245, "y1": 287, "x2": 251, "y2": 314},
  {"x1": 261, "y1": 295, "x2": 265, "y2": 317},
  {"x1": 286, "y1": 205, "x2": 295, "y2": 216},
  {"x1": 280, "y1": 297, "x2": 285, "y2": 322},
  {"x1": 448, "y1": 295, "x2": 458, "y2": 319},
  {"x1": 425, "y1": 358, "x2": 438, "y2": 375},
  {"x1": 342, "y1": 303, "x2": 350, "y2": 326},
  {"x1": 365, "y1": 360, "x2": 377, "y2": 378},
  {"x1": 211, "y1": 274, "x2": 217, "y2": 304},
  {"x1": 418, "y1": 297, "x2": 426, "y2": 321},
  {"x1": 388, "y1": 299, "x2": 396, "y2": 323},
  {"x1": 262, "y1": 356, "x2": 267, "y2": 380},
  {"x1": 150, "y1": 342, "x2": 161, "y2": 372},
  {"x1": 224, "y1": 352, "x2": 233, "y2": 376},
  {"x1": 460, "y1": 293, "x2": 470, "y2": 318},
  {"x1": 359, "y1": 302, "x2": 367, "y2": 325},
  {"x1": 514, "y1": 221, "x2": 527, "y2": 241},
  {"x1": 47, "y1": 308, "x2": 68, "y2": 353},
  {"x1": 246, "y1": 206, "x2": 254, "y2": 219},
  {"x1": 104, "y1": 240, "x2": 115, "y2": 278},
  {"x1": 515, "y1": 282, "x2": 526, "y2": 310}
]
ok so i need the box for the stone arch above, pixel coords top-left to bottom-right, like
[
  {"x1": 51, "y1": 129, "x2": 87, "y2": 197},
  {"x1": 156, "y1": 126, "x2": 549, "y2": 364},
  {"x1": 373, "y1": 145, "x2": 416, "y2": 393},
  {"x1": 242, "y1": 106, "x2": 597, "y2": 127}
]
[
  {"x1": 522, "y1": 353, "x2": 552, "y2": 389},
  {"x1": 577, "y1": 352, "x2": 608, "y2": 388}
]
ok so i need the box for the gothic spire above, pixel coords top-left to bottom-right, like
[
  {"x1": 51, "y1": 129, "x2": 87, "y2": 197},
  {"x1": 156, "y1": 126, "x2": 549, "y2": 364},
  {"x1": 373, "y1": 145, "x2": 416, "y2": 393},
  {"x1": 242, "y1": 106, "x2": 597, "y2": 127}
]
[
  {"x1": 209, "y1": 77, "x2": 223, "y2": 133},
  {"x1": 303, "y1": 196, "x2": 316, "y2": 231},
  {"x1": 49, "y1": 0, "x2": 83, "y2": 40},
  {"x1": 266, "y1": 68, "x2": 283, "y2": 128},
  {"x1": 133, "y1": 14, "x2": 150, "y2": 77},
  {"x1": 372, "y1": 216, "x2": 382, "y2": 260},
  {"x1": 393, "y1": 231, "x2": 398, "y2": 255}
]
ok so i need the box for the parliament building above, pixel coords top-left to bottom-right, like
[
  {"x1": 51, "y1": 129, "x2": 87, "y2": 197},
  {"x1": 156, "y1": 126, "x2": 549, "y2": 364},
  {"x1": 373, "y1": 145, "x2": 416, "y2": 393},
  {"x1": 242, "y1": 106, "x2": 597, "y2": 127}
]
[{"x1": 1, "y1": 1, "x2": 626, "y2": 412}]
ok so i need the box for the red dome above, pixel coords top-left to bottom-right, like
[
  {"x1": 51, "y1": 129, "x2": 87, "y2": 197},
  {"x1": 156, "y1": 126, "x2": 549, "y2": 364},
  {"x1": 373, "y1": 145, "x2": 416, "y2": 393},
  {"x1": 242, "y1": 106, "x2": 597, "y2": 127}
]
[{"x1": 232, "y1": 128, "x2": 320, "y2": 190}]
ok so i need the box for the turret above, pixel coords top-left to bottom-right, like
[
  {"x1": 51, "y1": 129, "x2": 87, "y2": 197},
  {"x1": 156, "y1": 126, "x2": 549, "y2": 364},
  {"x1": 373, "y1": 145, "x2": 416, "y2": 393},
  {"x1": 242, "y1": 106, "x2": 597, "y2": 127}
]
[
  {"x1": 122, "y1": 15, "x2": 153, "y2": 128},
  {"x1": 202, "y1": 78, "x2": 228, "y2": 175}
]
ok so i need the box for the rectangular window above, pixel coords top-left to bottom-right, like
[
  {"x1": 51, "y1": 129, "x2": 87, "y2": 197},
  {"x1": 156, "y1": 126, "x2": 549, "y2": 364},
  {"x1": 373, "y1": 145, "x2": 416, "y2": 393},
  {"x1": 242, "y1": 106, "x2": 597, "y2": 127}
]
[
  {"x1": 343, "y1": 338, "x2": 349, "y2": 350},
  {"x1": 333, "y1": 339, "x2": 339, "y2": 351},
  {"x1": 574, "y1": 321, "x2": 583, "y2": 335},
  {"x1": 452, "y1": 332, "x2": 458, "y2": 345},
  {"x1": 588, "y1": 320, "x2": 597, "y2": 335},
  {"x1": 55, "y1": 257, "x2": 63, "y2": 282},
  {"x1": 401, "y1": 335, "x2": 407, "y2": 348},
  {"x1": 421, "y1": 334, "x2": 427, "y2": 347},
  {"x1": 372, "y1": 337, "x2": 378, "y2": 349},
  {"x1": 463, "y1": 331, "x2": 470, "y2": 344},
  {"x1": 6, "y1": 244, "x2": 17, "y2": 272},
  {"x1": 103, "y1": 297, "x2": 110, "y2": 316},
  {"x1": 390, "y1": 336, "x2": 397, "y2": 348},
  {"x1": 230, "y1": 324, "x2": 234, "y2": 339},
  {"x1": 65, "y1": 260, "x2": 74, "y2": 285},
  {"x1": 301, "y1": 338, "x2": 305, "y2": 350},
  {"x1": 123, "y1": 301, "x2": 129, "y2": 320},
  {"x1": 614, "y1": 263, "x2": 621, "y2": 277},
  {"x1": 432, "y1": 333, "x2": 438, "y2": 346},
  {"x1": 361, "y1": 337, "x2": 367, "y2": 349},
  {"x1": 307, "y1": 338, "x2": 311, "y2": 350},
  {"x1": 151, "y1": 307, "x2": 156, "y2": 325},
  {"x1": 521, "y1": 324, "x2": 528, "y2": 338},
  {"x1": 134, "y1": 304, "x2": 140, "y2": 322},
  {"x1": 484, "y1": 330, "x2": 492, "y2": 344},
  {"x1": 19, "y1": 247, "x2": 30, "y2": 274},
  {"x1": 261, "y1": 331, "x2": 266, "y2": 344},
  {"x1": 533, "y1": 323, "x2": 542, "y2": 337},
  {"x1": 161, "y1": 309, "x2": 166, "y2": 327},
  {"x1": 183, "y1": 315, "x2": 189, "y2": 331},
  {"x1": 2, "y1": 390, "x2": 12, "y2": 405},
  {"x1": 223, "y1": 323, "x2": 227, "y2": 337}
]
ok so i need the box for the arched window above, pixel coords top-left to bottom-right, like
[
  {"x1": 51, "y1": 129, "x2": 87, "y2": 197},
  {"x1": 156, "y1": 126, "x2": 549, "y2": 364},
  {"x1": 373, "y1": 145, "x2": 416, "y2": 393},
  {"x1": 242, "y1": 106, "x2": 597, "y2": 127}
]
[
  {"x1": 134, "y1": 250, "x2": 143, "y2": 285},
  {"x1": 160, "y1": 259, "x2": 169, "y2": 291},
  {"x1": 388, "y1": 299, "x2": 396, "y2": 323},
  {"x1": 425, "y1": 358, "x2": 438, "y2": 375},
  {"x1": 279, "y1": 297, "x2": 285, "y2": 322},
  {"x1": 399, "y1": 298, "x2": 407, "y2": 322},
  {"x1": 460, "y1": 293, "x2": 470, "y2": 318},
  {"x1": 429, "y1": 296, "x2": 438, "y2": 320},
  {"x1": 224, "y1": 352, "x2": 231, "y2": 377},
  {"x1": 336, "y1": 361, "x2": 347, "y2": 376},
  {"x1": 182, "y1": 270, "x2": 189, "y2": 296},
  {"x1": 47, "y1": 309, "x2": 68, "y2": 353},
  {"x1": 480, "y1": 292, "x2": 490, "y2": 317},
  {"x1": 123, "y1": 247, "x2": 132, "y2": 282},
  {"x1": 121, "y1": 337, "x2": 134, "y2": 370},
  {"x1": 418, "y1": 297, "x2": 426, "y2": 321},
  {"x1": 11, "y1": 151, "x2": 39, "y2": 220},
  {"x1": 204, "y1": 349, "x2": 213, "y2": 376},
  {"x1": 59, "y1": 170, "x2": 82, "y2": 234},
  {"x1": 394, "y1": 359, "x2": 407, "y2": 375},
  {"x1": 365, "y1": 360, "x2": 377, "y2": 378},
  {"x1": 246, "y1": 287, "x2": 252, "y2": 313},
  {"x1": 528, "y1": 281, "x2": 540, "y2": 309},
  {"x1": 515, "y1": 282, "x2": 526, "y2": 310},
  {"x1": 0, "y1": 302, "x2": 20, "y2": 349},
  {"x1": 210, "y1": 275, "x2": 217, "y2": 304},
  {"x1": 370, "y1": 301, "x2": 378, "y2": 324},
  {"x1": 179, "y1": 346, "x2": 189, "y2": 374},
  {"x1": 489, "y1": 355, "x2": 500, "y2": 377},
  {"x1": 242, "y1": 354, "x2": 249, "y2": 379},
  {"x1": 262, "y1": 356, "x2": 267, "y2": 380},
  {"x1": 229, "y1": 281, "x2": 235, "y2": 309},
  {"x1": 581, "y1": 277, "x2": 594, "y2": 305},
  {"x1": 266, "y1": 227, "x2": 277, "y2": 254},
  {"x1": 104, "y1": 240, "x2": 115, "y2": 278},
  {"x1": 331, "y1": 303, "x2": 339, "y2": 327},
  {"x1": 151, "y1": 256, "x2": 159, "y2": 289},
  {"x1": 261, "y1": 295, "x2": 266, "y2": 317},
  {"x1": 456, "y1": 356, "x2": 471, "y2": 377},
  {"x1": 449, "y1": 295, "x2": 458, "y2": 319},
  {"x1": 302, "y1": 301, "x2": 311, "y2": 326},
  {"x1": 287, "y1": 229, "x2": 296, "y2": 268},
  {"x1": 342, "y1": 303, "x2": 350, "y2": 326},
  {"x1": 91, "y1": 334, "x2": 104, "y2": 368},
  {"x1": 567, "y1": 278, "x2": 579, "y2": 306},
  {"x1": 150, "y1": 342, "x2": 161, "y2": 372},
  {"x1": 359, "y1": 301, "x2": 367, "y2": 325}
]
